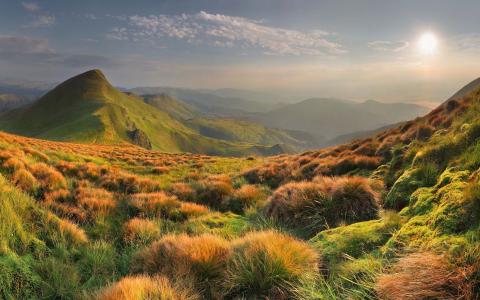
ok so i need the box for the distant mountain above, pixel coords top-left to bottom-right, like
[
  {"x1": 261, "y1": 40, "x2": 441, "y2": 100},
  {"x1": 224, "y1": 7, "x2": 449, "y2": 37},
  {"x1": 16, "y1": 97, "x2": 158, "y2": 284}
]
[
  {"x1": 0, "y1": 94, "x2": 35, "y2": 112},
  {"x1": 0, "y1": 70, "x2": 299, "y2": 156},
  {"x1": 129, "y1": 86, "x2": 280, "y2": 115},
  {"x1": 141, "y1": 93, "x2": 315, "y2": 151},
  {"x1": 0, "y1": 79, "x2": 53, "y2": 98},
  {"x1": 251, "y1": 98, "x2": 430, "y2": 139},
  {"x1": 199, "y1": 88, "x2": 291, "y2": 104},
  {"x1": 142, "y1": 94, "x2": 199, "y2": 120}
]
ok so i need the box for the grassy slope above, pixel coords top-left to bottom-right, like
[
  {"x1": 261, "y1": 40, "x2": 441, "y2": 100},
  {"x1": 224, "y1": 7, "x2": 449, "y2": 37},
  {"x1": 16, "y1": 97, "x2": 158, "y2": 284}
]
[
  {"x1": 143, "y1": 94, "x2": 310, "y2": 151},
  {"x1": 0, "y1": 70, "x2": 285, "y2": 156}
]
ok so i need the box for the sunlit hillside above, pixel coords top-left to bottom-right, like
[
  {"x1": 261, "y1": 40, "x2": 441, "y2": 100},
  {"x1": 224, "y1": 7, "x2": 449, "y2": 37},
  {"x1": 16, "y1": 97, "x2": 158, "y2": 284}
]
[{"x1": 0, "y1": 77, "x2": 479, "y2": 299}]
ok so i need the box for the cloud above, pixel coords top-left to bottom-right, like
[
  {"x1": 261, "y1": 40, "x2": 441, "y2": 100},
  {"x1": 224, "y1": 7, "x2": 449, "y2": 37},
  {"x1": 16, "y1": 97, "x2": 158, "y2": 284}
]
[
  {"x1": 21, "y1": 2, "x2": 39, "y2": 12},
  {"x1": 368, "y1": 40, "x2": 410, "y2": 52},
  {"x1": 108, "y1": 11, "x2": 345, "y2": 56},
  {"x1": 0, "y1": 35, "x2": 54, "y2": 57},
  {"x1": 0, "y1": 35, "x2": 118, "y2": 69},
  {"x1": 51, "y1": 54, "x2": 119, "y2": 68},
  {"x1": 453, "y1": 33, "x2": 480, "y2": 52},
  {"x1": 28, "y1": 14, "x2": 56, "y2": 27}
]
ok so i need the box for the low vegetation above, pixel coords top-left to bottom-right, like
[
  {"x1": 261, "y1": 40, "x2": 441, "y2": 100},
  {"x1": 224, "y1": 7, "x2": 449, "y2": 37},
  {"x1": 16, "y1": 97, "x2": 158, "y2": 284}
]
[{"x1": 0, "y1": 77, "x2": 479, "y2": 299}]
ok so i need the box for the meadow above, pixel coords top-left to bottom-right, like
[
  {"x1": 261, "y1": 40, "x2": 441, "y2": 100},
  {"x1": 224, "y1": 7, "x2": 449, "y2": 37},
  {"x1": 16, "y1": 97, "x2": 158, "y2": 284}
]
[{"x1": 0, "y1": 82, "x2": 479, "y2": 299}]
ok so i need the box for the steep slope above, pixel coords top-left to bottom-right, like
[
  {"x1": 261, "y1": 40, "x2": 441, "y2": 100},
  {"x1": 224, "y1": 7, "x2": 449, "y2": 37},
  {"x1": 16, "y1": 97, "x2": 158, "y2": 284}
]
[
  {"x1": 0, "y1": 70, "x2": 286, "y2": 156},
  {"x1": 243, "y1": 77, "x2": 480, "y2": 298},
  {"x1": 254, "y1": 98, "x2": 430, "y2": 139}
]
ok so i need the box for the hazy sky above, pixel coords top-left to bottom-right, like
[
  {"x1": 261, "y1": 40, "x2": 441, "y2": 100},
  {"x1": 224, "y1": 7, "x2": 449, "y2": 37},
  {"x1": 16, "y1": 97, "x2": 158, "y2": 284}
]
[{"x1": 1, "y1": 0, "x2": 480, "y2": 103}]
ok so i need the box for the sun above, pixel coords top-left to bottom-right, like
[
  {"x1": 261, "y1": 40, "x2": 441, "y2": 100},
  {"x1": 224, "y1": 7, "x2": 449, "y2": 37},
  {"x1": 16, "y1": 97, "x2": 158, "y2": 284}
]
[{"x1": 418, "y1": 32, "x2": 438, "y2": 55}]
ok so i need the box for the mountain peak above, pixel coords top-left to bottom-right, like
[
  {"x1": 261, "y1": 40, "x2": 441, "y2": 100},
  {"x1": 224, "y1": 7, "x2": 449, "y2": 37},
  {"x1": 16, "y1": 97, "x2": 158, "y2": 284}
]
[{"x1": 67, "y1": 69, "x2": 108, "y2": 83}]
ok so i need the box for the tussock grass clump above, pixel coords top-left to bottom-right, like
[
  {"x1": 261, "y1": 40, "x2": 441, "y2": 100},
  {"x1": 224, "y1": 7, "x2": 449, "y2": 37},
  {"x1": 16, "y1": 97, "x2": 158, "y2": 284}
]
[
  {"x1": 123, "y1": 218, "x2": 161, "y2": 244},
  {"x1": 29, "y1": 162, "x2": 67, "y2": 191},
  {"x1": 95, "y1": 275, "x2": 198, "y2": 300},
  {"x1": 133, "y1": 234, "x2": 231, "y2": 297},
  {"x1": 193, "y1": 176, "x2": 234, "y2": 210},
  {"x1": 12, "y1": 168, "x2": 39, "y2": 193},
  {"x1": 225, "y1": 184, "x2": 264, "y2": 214},
  {"x1": 168, "y1": 182, "x2": 196, "y2": 201},
  {"x1": 265, "y1": 176, "x2": 380, "y2": 235},
  {"x1": 129, "y1": 192, "x2": 209, "y2": 221},
  {"x1": 2, "y1": 157, "x2": 25, "y2": 172},
  {"x1": 226, "y1": 230, "x2": 319, "y2": 299},
  {"x1": 75, "y1": 186, "x2": 116, "y2": 217},
  {"x1": 129, "y1": 192, "x2": 180, "y2": 218},
  {"x1": 178, "y1": 202, "x2": 209, "y2": 219},
  {"x1": 56, "y1": 217, "x2": 89, "y2": 245},
  {"x1": 375, "y1": 252, "x2": 473, "y2": 300},
  {"x1": 99, "y1": 168, "x2": 159, "y2": 194}
]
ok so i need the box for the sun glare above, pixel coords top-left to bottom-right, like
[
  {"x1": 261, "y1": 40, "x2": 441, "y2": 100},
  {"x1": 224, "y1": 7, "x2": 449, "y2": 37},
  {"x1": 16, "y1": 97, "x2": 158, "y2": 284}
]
[{"x1": 418, "y1": 32, "x2": 438, "y2": 55}]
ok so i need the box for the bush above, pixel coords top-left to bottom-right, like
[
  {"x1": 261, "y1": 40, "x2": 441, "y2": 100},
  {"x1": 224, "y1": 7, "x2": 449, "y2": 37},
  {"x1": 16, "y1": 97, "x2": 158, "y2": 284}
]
[
  {"x1": 375, "y1": 252, "x2": 473, "y2": 300},
  {"x1": 123, "y1": 218, "x2": 161, "y2": 245},
  {"x1": 226, "y1": 230, "x2": 319, "y2": 299},
  {"x1": 132, "y1": 234, "x2": 231, "y2": 297},
  {"x1": 95, "y1": 275, "x2": 198, "y2": 300}
]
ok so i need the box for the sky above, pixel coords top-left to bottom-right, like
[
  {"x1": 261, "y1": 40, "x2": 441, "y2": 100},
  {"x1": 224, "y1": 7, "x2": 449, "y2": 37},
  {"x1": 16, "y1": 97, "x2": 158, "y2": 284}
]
[{"x1": 1, "y1": 0, "x2": 480, "y2": 104}]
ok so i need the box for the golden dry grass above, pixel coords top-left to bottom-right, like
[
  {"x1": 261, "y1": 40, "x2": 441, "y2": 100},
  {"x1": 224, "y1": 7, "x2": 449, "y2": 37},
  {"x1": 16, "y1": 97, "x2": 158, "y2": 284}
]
[
  {"x1": 95, "y1": 275, "x2": 198, "y2": 300},
  {"x1": 375, "y1": 252, "x2": 473, "y2": 300},
  {"x1": 123, "y1": 218, "x2": 161, "y2": 244}
]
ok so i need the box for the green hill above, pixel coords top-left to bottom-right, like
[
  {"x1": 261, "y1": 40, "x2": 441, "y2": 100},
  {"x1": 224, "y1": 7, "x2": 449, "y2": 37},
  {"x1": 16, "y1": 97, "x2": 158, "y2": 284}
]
[
  {"x1": 142, "y1": 93, "x2": 314, "y2": 152},
  {"x1": 0, "y1": 70, "x2": 288, "y2": 156}
]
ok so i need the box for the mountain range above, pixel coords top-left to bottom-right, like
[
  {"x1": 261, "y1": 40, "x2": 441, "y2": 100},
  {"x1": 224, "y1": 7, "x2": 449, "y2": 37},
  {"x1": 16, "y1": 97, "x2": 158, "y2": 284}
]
[{"x1": 0, "y1": 69, "x2": 431, "y2": 154}]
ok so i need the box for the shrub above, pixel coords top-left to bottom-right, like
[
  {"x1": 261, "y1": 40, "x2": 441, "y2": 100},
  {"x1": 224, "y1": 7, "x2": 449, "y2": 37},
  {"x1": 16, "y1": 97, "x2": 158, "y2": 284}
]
[
  {"x1": 95, "y1": 275, "x2": 198, "y2": 300},
  {"x1": 226, "y1": 230, "x2": 319, "y2": 299},
  {"x1": 132, "y1": 234, "x2": 231, "y2": 297},
  {"x1": 375, "y1": 252, "x2": 472, "y2": 300},
  {"x1": 123, "y1": 218, "x2": 161, "y2": 244}
]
